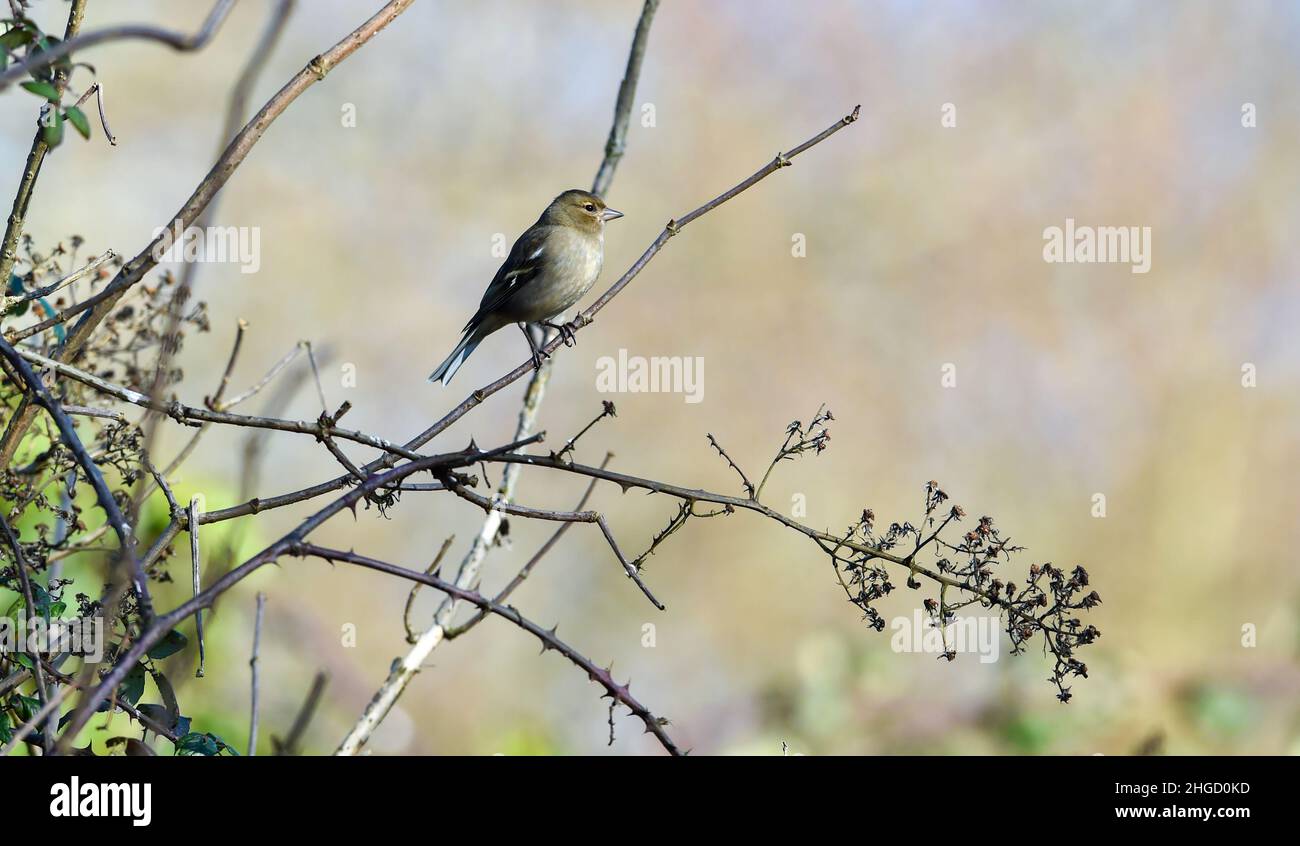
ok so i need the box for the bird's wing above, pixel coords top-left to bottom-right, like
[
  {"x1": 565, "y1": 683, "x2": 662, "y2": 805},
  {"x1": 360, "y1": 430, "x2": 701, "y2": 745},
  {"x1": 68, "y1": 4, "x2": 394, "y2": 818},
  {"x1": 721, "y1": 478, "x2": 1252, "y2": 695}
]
[{"x1": 464, "y1": 226, "x2": 552, "y2": 330}]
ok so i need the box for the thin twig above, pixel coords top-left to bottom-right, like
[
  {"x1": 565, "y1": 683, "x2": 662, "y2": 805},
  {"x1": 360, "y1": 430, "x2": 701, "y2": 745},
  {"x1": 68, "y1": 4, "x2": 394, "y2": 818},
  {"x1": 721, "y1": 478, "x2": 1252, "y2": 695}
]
[
  {"x1": 71, "y1": 82, "x2": 116, "y2": 145},
  {"x1": 2, "y1": 250, "x2": 116, "y2": 309},
  {"x1": 403, "y1": 536, "x2": 455, "y2": 644},
  {"x1": 248, "y1": 592, "x2": 265, "y2": 756},
  {"x1": 272, "y1": 671, "x2": 327, "y2": 755},
  {"x1": 188, "y1": 497, "x2": 205, "y2": 678}
]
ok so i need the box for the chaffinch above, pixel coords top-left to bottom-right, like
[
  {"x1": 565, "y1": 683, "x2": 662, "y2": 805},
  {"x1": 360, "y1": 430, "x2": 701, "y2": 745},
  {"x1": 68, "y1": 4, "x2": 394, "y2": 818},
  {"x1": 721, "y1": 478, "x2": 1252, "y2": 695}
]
[{"x1": 429, "y1": 189, "x2": 623, "y2": 384}]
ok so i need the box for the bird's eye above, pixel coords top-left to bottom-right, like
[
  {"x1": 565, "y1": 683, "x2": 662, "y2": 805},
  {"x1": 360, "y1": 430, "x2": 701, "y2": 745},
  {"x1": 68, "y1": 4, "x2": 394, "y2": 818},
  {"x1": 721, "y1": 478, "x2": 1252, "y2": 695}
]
[{"x1": 583, "y1": 203, "x2": 596, "y2": 212}]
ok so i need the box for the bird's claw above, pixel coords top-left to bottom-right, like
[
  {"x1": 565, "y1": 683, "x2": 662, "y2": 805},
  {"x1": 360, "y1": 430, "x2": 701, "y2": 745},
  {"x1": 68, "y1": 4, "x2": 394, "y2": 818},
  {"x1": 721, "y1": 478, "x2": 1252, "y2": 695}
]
[{"x1": 544, "y1": 320, "x2": 579, "y2": 347}]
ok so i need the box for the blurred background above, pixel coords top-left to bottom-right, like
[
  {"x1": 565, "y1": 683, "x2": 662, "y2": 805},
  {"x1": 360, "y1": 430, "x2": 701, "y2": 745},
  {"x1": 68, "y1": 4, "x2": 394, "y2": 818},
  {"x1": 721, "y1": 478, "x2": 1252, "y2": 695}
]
[{"x1": 3, "y1": 0, "x2": 1299, "y2": 755}]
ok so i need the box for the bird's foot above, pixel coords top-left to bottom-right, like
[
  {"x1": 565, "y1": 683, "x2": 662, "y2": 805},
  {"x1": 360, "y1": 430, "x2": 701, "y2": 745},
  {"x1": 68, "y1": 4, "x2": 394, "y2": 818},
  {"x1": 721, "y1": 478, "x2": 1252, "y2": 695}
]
[
  {"x1": 530, "y1": 345, "x2": 552, "y2": 370},
  {"x1": 543, "y1": 320, "x2": 579, "y2": 348}
]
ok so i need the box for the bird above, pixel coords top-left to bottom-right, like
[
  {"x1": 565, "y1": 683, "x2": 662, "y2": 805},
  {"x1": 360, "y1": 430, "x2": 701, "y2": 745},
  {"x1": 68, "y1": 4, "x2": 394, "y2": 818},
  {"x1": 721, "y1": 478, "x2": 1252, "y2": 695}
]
[{"x1": 429, "y1": 189, "x2": 624, "y2": 385}]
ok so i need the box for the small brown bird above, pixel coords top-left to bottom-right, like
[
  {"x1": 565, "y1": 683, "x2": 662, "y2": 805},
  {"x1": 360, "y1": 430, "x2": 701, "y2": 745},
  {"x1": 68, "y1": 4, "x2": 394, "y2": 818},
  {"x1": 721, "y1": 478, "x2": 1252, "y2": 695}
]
[{"x1": 429, "y1": 189, "x2": 623, "y2": 384}]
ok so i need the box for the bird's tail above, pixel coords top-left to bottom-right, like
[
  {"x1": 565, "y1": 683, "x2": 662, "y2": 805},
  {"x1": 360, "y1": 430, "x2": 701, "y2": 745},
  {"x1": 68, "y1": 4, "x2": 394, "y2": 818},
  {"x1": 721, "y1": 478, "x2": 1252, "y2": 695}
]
[{"x1": 429, "y1": 325, "x2": 484, "y2": 385}]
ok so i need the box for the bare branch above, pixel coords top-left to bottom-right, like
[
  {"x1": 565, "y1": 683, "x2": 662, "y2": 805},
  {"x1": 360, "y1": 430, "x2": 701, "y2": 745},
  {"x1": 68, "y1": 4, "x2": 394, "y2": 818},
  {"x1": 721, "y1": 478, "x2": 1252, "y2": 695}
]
[
  {"x1": 248, "y1": 592, "x2": 266, "y2": 756},
  {"x1": 272, "y1": 671, "x2": 327, "y2": 756},
  {"x1": 188, "y1": 496, "x2": 206, "y2": 678}
]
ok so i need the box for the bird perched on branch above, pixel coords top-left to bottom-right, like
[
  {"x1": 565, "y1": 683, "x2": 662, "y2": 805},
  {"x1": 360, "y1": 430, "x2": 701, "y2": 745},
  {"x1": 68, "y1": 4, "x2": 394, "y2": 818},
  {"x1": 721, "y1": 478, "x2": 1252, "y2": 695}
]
[{"x1": 429, "y1": 189, "x2": 624, "y2": 385}]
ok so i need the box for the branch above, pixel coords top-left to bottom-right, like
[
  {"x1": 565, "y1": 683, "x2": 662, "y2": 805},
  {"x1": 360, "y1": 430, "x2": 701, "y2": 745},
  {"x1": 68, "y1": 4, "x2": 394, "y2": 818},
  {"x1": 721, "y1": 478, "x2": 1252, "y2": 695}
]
[
  {"x1": 592, "y1": 0, "x2": 660, "y2": 198},
  {"x1": 248, "y1": 592, "x2": 266, "y2": 756},
  {"x1": 272, "y1": 671, "x2": 327, "y2": 755},
  {"x1": 0, "y1": 0, "x2": 238, "y2": 88}
]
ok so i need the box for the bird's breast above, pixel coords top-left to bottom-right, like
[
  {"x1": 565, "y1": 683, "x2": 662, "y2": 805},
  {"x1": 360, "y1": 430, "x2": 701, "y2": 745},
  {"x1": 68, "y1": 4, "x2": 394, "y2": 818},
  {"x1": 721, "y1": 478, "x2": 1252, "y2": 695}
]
[{"x1": 507, "y1": 229, "x2": 603, "y2": 321}]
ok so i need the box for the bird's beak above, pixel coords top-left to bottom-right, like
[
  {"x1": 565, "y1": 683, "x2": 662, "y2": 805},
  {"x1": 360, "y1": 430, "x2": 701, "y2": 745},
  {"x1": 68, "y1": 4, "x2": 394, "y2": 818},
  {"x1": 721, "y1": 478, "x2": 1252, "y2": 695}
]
[{"x1": 601, "y1": 207, "x2": 624, "y2": 222}]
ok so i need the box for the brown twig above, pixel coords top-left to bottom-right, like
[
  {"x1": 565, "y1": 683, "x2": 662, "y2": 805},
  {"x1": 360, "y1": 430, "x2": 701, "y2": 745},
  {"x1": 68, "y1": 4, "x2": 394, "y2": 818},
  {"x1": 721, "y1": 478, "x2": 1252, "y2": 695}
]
[
  {"x1": 403, "y1": 536, "x2": 455, "y2": 644},
  {"x1": 272, "y1": 671, "x2": 327, "y2": 755},
  {"x1": 248, "y1": 592, "x2": 265, "y2": 756}
]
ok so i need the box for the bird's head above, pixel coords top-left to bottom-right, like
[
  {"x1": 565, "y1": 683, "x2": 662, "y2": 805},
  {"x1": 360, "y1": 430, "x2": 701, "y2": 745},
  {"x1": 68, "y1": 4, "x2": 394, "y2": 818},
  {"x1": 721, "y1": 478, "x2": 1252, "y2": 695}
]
[{"x1": 543, "y1": 189, "x2": 624, "y2": 233}]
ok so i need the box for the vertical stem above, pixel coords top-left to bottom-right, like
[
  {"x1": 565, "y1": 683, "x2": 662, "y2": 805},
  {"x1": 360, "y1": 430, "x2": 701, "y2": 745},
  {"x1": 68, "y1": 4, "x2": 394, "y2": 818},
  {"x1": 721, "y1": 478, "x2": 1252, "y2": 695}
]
[
  {"x1": 0, "y1": 0, "x2": 89, "y2": 290},
  {"x1": 189, "y1": 496, "x2": 206, "y2": 677},
  {"x1": 248, "y1": 592, "x2": 265, "y2": 756}
]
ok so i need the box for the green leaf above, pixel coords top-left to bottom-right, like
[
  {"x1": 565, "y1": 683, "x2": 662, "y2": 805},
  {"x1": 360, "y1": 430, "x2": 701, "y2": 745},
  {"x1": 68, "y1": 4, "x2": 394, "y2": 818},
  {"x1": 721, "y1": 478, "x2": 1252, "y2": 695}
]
[
  {"x1": 146, "y1": 629, "x2": 187, "y2": 659},
  {"x1": 135, "y1": 704, "x2": 171, "y2": 729},
  {"x1": 14, "y1": 694, "x2": 40, "y2": 722},
  {"x1": 152, "y1": 668, "x2": 180, "y2": 726},
  {"x1": 20, "y1": 80, "x2": 59, "y2": 101},
  {"x1": 0, "y1": 26, "x2": 32, "y2": 50},
  {"x1": 65, "y1": 106, "x2": 90, "y2": 140},
  {"x1": 176, "y1": 732, "x2": 219, "y2": 756},
  {"x1": 121, "y1": 662, "x2": 147, "y2": 706},
  {"x1": 0, "y1": 712, "x2": 11, "y2": 744},
  {"x1": 174, "y1": 730, "x2": 239, "y2": 756},
  {"x1": 13, "y1": 652, "x2": 33, "y2": 669},
  {"x1": 210, "y1": 732, "x2": 239, "y2": 756},
  {"x1": 41, "y1": 107, "x2": 62, "y2": 148}
]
